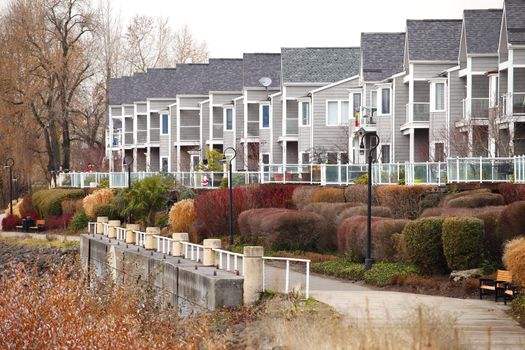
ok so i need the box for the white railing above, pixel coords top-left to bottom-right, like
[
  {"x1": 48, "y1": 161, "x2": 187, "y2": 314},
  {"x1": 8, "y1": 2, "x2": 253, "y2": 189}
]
[
  {"x1": 135, "y1": 230, "x2": 147, "y2": 247},
  {"x1": 405, "y1": 162, "x2": 446, "y2": 185},
  {"x1": 406, "y1": 102, "x2": 430, "y2": 123},
  {"x1": 154, "y1": 235, "x2": 173, "y2": 255},
  {"x1": 463, "y1": 98, "x2": 489, "y2": 119},
  {"x1": 102, "y1": 222, "x2": 109, "y2": 236},
  {"x1": 213, "y1": 248, "x2": 244, "y2": 275},
  {"x1": 182, "y1": 242, "x2": 204, "y2": 263},
  {"x1": 116, "y1": 227, "x2": 127, "y2": 241},
  {"x1": 57, "y1": 172, "x2": 110, "y2": 188},
  {"x1": 88, "y1": 222, "x2": 97, "y2": 234},
  {"x1": 372, "y1": 163, "x2": 403, "y2": 184},
  {"x1": 447, "y1": 157, "x2": 515, "y2": 183},
  {"x1": 516, "y1": 156, "x2": 525, "y2": 183},
  {"x1": 262, "y1": 257, "x2": 310, "y2": 299}
]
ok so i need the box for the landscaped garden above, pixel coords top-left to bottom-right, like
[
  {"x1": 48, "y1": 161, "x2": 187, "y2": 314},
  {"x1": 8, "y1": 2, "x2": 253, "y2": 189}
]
[{"x1": 3, "y1": 178, "x2": 525, "y2": 320}]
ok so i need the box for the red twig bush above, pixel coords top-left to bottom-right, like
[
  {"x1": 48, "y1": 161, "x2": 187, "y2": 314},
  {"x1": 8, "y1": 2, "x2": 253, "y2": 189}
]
[
  {"x1": 1, "y1": 214, "x2": 21, "y2": 231},
  {"x1": 337, "y1": 216, "x2": 408, "y2": 261},
  {"x1": 376, "y1": 185, "x2": 436, "y2": 219},
  {"x1": 292, "y1": 186, "x2": 319, "y2": 209},
  {"x1": 443, "y1": 192, "x2": 505, "y2": 208},
  {"x1": 344, "y1": 185, "x2": 379, "y2": 205},
  {"x1": 335, "y1": 206, "x2": 392, "y2": 225},
  {"x1": 498, "y1": 183, "x2": 525, "y2": 204}
]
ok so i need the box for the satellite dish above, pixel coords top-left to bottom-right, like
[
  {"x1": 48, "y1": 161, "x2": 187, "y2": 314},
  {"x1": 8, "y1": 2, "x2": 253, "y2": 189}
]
[{"x1": 258, "y1": 77, "x2": 272, "y2": 87}]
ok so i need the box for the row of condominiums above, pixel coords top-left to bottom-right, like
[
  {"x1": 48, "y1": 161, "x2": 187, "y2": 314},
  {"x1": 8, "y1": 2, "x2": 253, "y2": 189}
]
[{"x1": 107, "y1": 0, "x2": 525, "y2": 173}]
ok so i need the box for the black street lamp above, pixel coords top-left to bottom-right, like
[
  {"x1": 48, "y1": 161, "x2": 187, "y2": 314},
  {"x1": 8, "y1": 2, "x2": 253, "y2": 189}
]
[
  {"x1": 4, "y1": 158, "x2": 14, "y2": 217},
  {"x1": 223, "y1": 147, "x2": 237, "y2": 247},
  {"x1": 359, "y1": 131, "x2": 380, "y2": 270}
]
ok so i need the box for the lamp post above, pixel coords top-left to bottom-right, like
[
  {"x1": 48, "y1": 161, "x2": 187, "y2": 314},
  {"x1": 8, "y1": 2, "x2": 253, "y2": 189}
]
[
  {"x1": 4, "y1": 158, "x2": 14, "y2": 217},
  {"x1": 359, "y1": 132, "x2": 380, "y2": 270},
  {"x1": 223, "y1": 147, "x2": 237, "y2": 247}
]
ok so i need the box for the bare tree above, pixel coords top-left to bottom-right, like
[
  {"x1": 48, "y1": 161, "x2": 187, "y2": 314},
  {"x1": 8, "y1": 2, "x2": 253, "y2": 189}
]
[{"x1": 173, "y1": 24, "x2": 208, "y2": 64}]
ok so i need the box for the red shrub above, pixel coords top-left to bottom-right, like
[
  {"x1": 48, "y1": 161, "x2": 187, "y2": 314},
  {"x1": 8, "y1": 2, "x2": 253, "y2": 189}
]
[
  {"x1": 2, "y1": 215, "x2": 21, "y2": 231},
  {"x1": 20, "y1": 210, "x2": 39, "y2": 220},
  {"x1": 337, "y1": 216, "x2": 408, "y2": 262},
  {"x1": 439, "y1": 189, "x2": 490, "y2": 207},
  {"x1": 344, "y1": 185, "x2": 379, "y2": 205},
  {"x1": 244, "y1": 184, "x2": 297, "y2": 208},
  {"x1": 498, "y1": 184, "x2": 525, "y2": 204},
  {"x1": 238, "y1": 208, "x2": 327, "y2": 251},
  {"x1": 497, "y1": 201, "x2": 525, "y2": 243},
  {"x1": 292, "y1": 186, "x2": 319, "y2": 209},
  {"x1": 444, "y1": 192, "x2": 504, "y2": 208},
  {"x1": 376, "y1": 185, "x2": 436, "y2": 219},
  {"x1": 46, "y1": 214, "x2": 74, "y2": 230}
]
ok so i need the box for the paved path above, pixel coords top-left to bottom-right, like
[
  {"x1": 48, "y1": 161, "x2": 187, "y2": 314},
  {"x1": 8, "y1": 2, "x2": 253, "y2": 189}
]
[{"x1": 263, "y1": 262, "x2": 525, "y2": 349}]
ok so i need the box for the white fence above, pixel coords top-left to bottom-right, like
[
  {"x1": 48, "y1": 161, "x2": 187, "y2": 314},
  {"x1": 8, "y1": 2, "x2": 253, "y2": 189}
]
[{"x1": 60, "y1": 156, "x2": 525, "y2": 188}]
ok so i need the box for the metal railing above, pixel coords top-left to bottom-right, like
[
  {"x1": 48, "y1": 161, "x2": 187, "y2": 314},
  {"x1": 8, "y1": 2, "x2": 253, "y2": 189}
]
[
  {"x1": 214, "y1": 248, "x2": 244, "y2": 275},
  {"x1": 405, "y1": 162, "x2": 447, "y2": 185},
  {"x1": 447, "y1": 157, "x2": 515, "y2": 183},
  {"x1": 182, "y1": 242, "x2": 204, "y2": 263},
  {"x1": 406, "y1": 102, "x2": 430, "y2": 123},
  {"x1": 286, "y1": 118, "x2": 299, "y2": 135},
  {"x1": 463, "y1": 98, "x2": 489, "y2": 119},
  {"x1": 262, "y1": 256, "x2": 310, "y2": 299},
  {"x1": 154, "y1": 235, "x2": 172, "y2": 255}
]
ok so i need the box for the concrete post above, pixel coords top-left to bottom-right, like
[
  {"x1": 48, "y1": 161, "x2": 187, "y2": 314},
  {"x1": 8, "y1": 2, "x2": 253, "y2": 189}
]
[
  {"x1": 96, "y1": 216, "x2": 109, "y2": 235},
  {"x1": 145, "y1": 227, "x2": 159, "y2": 250},
  {"x1": 107, "y1": 220, "x2": 121, "y2": 239},
  {"x1": 172, "y1": 232, "x2": 189, "y2": 257},
  {"x1": 125, "y1": 223, "x2": 141, "y2": 244},
  {"x1": 203, "y1": 239, "x2": 221, "y2": 266},
  {"x1": 243, "y1": 246, "x2": 264, "y2": 305}
]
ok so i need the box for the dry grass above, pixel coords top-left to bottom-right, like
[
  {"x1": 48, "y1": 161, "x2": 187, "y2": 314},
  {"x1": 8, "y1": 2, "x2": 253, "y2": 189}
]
[
  {"x1": 503, "y1": 237, "x2": 525, "y2": 285},
  {"x1": 240, "y1": 297, "x2": 467, "y2": 350},
  {"x1": 292, "y1": 186, "x2": 320, "y2": 209},
  {"x1": 169, "y1": 199, "x2": 197, "y2": 233},
  {"x1": 82, "y1": 188, "x2": 114, "y2": 218},
  {"x1": 311, "y1": 187, "x2": 346, "y2": 203}
]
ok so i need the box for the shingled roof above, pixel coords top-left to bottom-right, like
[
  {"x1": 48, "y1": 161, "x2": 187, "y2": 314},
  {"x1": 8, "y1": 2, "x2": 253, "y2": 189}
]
[
  {"x1": 208, "y1": 59, "x2": 244, "y2": 91},
  {"x1": 406, "y1": 19, "x2": 462, "y2": 61},
  {"x1": 242, "y1": 53, "x2": 281, "y2": 88},
  {"x1": 361, "y1": 32, "x2": 405, "y2": 81},
  {"x1": 463, "y1": 9, "x2": 502, "y2": 54},
  {"x1": 504, "y1": 0, "x2": 525, "y2": 44},
  {"x1": 281, "y1": 47, "x2": 360, "y2": 83}
]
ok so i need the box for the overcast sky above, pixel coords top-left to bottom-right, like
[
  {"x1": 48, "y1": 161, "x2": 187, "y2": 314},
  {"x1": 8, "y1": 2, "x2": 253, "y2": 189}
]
[{"x1": 109, "y1": 0, "x2": 503, "y2": 58}]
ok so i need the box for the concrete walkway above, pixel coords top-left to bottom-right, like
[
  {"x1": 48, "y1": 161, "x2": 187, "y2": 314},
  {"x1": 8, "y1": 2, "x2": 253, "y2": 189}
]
[{"x1": 263, "y1": 263, "x2": 525, "y2": 349}]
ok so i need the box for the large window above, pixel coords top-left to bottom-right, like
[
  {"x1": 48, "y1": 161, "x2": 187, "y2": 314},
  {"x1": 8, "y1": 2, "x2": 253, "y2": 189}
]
[
  {"x1": 161, "y1": 113, "x2": 169, "y2": 135},
  {"x1": 434, "y1": 83, "x2": 445, "y2": 111},
  {"x1": 371, "y1": 91, "x2": 377, "y2": 116},
  {"x1": 326, "y1": 100, "x2": 350, "y2": 125},
  {"x1": 301, "y1": 101, "x2": 310, "y2": 126},
  {"x1": 225, "y1": 108, "x2": 233, "y2": 131},
  {"x1": 161, "y1": 157, "x2": 168, "y2": 172},
  {"x1": 380, "y1": 88, "x2": 391, "y2": 115},
  {"x1": 260, "y1": 104, "x2": 270, "y2": 128},
  {"x1": 434, "y1": 143, "x2": 445, "y2": 162},
  {"x1": 381, "y1": 145, "x2": 391, "y2": 163}
]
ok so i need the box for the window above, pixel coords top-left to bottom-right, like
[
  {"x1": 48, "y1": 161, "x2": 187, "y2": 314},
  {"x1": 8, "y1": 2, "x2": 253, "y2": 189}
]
[
  {"x1": 434, "y1": 143, "x2": 445, "y2": 162},
  {"x1": 260, "y1": 104, "x2": 270, "y2": 128},
  {"x1": 161, "y1": 157, "x2": 168, "y2": 172},
  {"x1": 340, "y1": 152, "x2": 349, "y2": 164},
  {"x1": 161, "y1": 113, "x2": 169, "y2": 135},
  {"x1": 326, "y1": 101, "x2": 350, "y2": 126},
  {"x1": 301, "y1": 102, "x2": 310, "y2": 126},
  {"x1": 434, "y1": 83, "x2": 445, "y2": 111},
  {"x1": 371, "y1": 91, "x2": 377, "y2": 116},
  {"x1": 327, "y1": 152, "x2": 338, "y2": 164},
  {"x1": 352, "y1": 93, "x2": 361, "y2": 115},
  {"x1": 380, "y1": 88, "x2": 391, "y2": 115},
  {"x1": 301, "y1": 152, "x2": 310, "y2": 164},
  {"x1": 225, "y1": 108, "x2": 233, "y2": 130},
  {"x1": 262, "y1": 153, "x2": 270, "y2": 165},
  {"x1": 190, "y1": 155, "x2": 200, "y2": 171},
  {"x1": 381, "y1": 145, "x2": 391, "y2": 163}
]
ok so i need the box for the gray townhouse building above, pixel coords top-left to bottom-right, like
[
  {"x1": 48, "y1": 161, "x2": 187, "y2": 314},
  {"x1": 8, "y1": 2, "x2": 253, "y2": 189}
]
[{"x1": 105, "y1": 0, "x2": 525, "y2": 175}]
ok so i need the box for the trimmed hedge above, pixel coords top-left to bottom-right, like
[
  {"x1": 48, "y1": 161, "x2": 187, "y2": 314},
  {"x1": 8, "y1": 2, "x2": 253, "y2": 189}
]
[
  {"x1": 497, "y1": 201, "x2": 525, "y2": 244},
  {"x1": 311, "y1": 259, "x2": 365, "y2": 280},
  {"x1": 344, "y1": 185, "x2": 379, "y2": 205},
  {"x1": 292, "y1": 186, "x2": 319, "y2": 210},
  {"x1": 238, "y1": 208, "x2": 327, "y2": 251},
  {"x1": 376, "y1": 185, "x2": 436, "y2": 219},
  {"x1": 503, "y1": 237, "x2": 525, "y2": 286},
  {"x1": 498, "y1": 183, "x2": 525, "y2": 204},
  {"x1": 445, "y1": 192, "x2": 505, "y2": 208},
  {"x1": 337, "y1": 216, "x2": 408, "y2": 262},
  {"x1": 311, "y1": 187, "x2": 346, "y2": 203},
  {"x1": 335, "y1": 206, "x2": 391, "y2": 225},
  {"x1": 32, "y1": 189, "x2": 85, "y2": 218},
  {"x1": 364, "y1": 262, "x2": 419, "y2": 287},
  {"x1": 302, "y1": 202, "x2": 363, "y2": 251},
  {"x1": 442, "y1": 217, "x2": 484, "y2": 270},
  {"x1": 403, "y1": 217, "x2": 448, "y2": 274}
]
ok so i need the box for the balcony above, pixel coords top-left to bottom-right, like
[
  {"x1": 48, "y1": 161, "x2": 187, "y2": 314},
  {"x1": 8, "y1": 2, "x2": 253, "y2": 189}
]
[
  {"x1": 359, "y1": 106, "x2": 377, "y2": 128},
  {"x1": 462, "y1": 98, "x2": 489, "y2": 120},
  {"x1": 110, "y1": 130, "x2": 122, "y2": 147},
  {"x1": 137, "y1": 130, "x2": 147, "y2": 144},
  {"x1": 504, "y1": 92, "x2": 525, "y2": 115},
  {"x1": 180, "y1": 126, "x2": 200, "y2": 141},
  {"x1": 124, "y1": 132, "x2": 134, "y2": 145},
  {"x1": 285, "y1": 118, "x2": 298, "y2": 136},
  {"x1": 213, "y1": 124, "x2": 223, "y2": 140},
  {"x1": 405, "y1": 103, "x2": 430, "y2": 123},
  {"x1": 247, "y1": 121, "x2": 259, "y2": 137}
]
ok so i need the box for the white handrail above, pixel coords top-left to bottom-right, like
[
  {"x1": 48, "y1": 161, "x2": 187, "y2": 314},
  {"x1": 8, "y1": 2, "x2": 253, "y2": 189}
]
[
  {"x1": 134, "y1": 230, "x2": 147, "y2": 247},
  {"x1": 181, "y1": 242, "x2": 204, "y2": 263},
  {"x1": 262, "y1": 256, "x2": 311, "y2": 299},
  {"x1": 116, "y1": 227, "x2": 127, "y2": 241},
  {"x1": 102, "y1": 222, "x2": 109, "y2": 236},
  {"x1": 213, "y1": 248, "x2": 244, "y2": 275},
  {"x1": 87, "y1": 222, "x2": 97, "y2": 234},
  {"x1": 153, "y1": 235, "x2": 173, "y2": 255}
]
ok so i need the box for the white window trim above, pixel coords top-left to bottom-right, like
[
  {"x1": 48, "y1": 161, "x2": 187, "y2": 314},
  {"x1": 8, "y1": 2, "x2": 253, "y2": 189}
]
[
  {"x1": 377, "y1": 87, "x2": 392, "y2": 116},
  {"x1": 223, "y1": 107, "x2": 233, "y2": 131},
  {"x1": 259, "y1": 103, "x2": 271, "y2": 129},
  {"x1": 430, "y1": 82, "x2": 446, "y2": 112},
  {"x1": 160, "y1": 156, "x2": 169, "y2": 172},
  {"x1": 325, "y1": 100, "x2": 349, "y2": 126},
  {"x1": 299, "y1": 101, "x2": 311, "y2": 127},
  {"x1": 380, "y1": 143, "x2": 392, "y2": 164},
  {"x1": 161, "y1": 113, "x2": 169, "y2": 135}
]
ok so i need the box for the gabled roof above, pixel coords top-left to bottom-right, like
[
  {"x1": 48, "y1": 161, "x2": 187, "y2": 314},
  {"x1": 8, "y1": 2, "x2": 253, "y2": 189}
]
[
  {"x1": 281, "y1": 47, "x2": 360, "y2": 83},
  {"x1": 243, "y1": 53, "x2": 281, "y2": 88},
  {"x1": 361, "y1": 32, "x2": 405, "y2": 81},
  {"x1": 463, "y1": 9, "x2": 502, "y2": 54},
  {"x1": 208, "y1": 58, "x2": 244, "y2": 91},
  {"x1": 172, "y1": 64, "x2": 209, "y2": 95},
  {"x1": 406, "y1": 19, "x2": 463, "y2": 61},
  {"x1": 504, "y1": 0, "x2": 525, "y2": 44}
]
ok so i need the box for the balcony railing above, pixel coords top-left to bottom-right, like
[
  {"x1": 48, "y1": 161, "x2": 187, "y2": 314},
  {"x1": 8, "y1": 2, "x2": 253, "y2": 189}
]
[
  {"x1": 137, "y1": 130, "x2": 147, "y2": 144},
  {"x1": 124, "y1": 132, "x2": 134, "y2": 145},
  {"x1": 286, "y1": 118, "x2": 298, "y2": 136},
  {"x1": 180, "y1": 126, "x2": 200, "y2": 141},
  {"x1": 247, "y1": 122, "x2": 259, "y2": 137},
  {"x1": 502, "y1": 92, "x2": 525, "y2": 116},
  {"x1": 150, "y1": 128, "x2": 160, "y2": 143},
  {"x1": 462, "y1": 98, "x2": 489, "y2": 119},
  {"x1": 359, "y1": 107, "x2": 377, "y2": 127},
  {"x1": 213, "y1": 124, "x2": 223, "y2": 139},
  {"x1": 111, "y1": 131, "x2": 121, "y2": 147},
  {"x1": 405, "y1": 102, "x2": 430, "y2": 123}
]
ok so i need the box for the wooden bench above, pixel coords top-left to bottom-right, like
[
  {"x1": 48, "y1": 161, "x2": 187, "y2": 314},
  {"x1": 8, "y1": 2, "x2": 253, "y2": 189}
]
[
  {"x1": 29, "y1": 220, "x2": 46, "y2": 232},
  {"x1": 479, "y1": 269, "x2": 513, "y2": 302}
]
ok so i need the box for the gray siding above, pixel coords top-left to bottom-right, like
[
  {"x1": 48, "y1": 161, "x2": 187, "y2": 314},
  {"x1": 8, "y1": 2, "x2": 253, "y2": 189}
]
[
  {"x1": 472, "y1": 75, "x2": 489, "y2": 98},
  {"x1": 471, "y1": 56, "x2": 498, "y2": 72},
  {"x1": 394, "y1": 76, "x2": 410, "y2": 162},
  {"x1": 312, "y1": 79, "x2": 359, "y2": 152},
  {"x1": 285, "y1": 85, "x2": 319, "y2": 99},
  {"x1": 212, "y1": 93, "x2": 240, "y2": 106},
  {"x1": 514, "y1": 49, "x2": 525, "y2": 65},
  {"x1": 272, "y1": 95, "x2": 283, "y2": 164},
  {"x1": 413, "y1": 63, "x2": 456, "y2": 79},
  {"x1": 515, "y1": 68, "x2": 525, "y2": 91},
  {"x1": 124, "y1": 106, "x2": 134, "y2": 116},
  {"x1": 149, "y1": 99, "x2": 175, "y2": 111},
  {"x1": 449, "y1": 68, "x2": 466, "y2": 157},
  {"x1": 136, "y1": 103, "x2": 147, "y2": 114},
  {"x1": 179, "y1": 110, "x2": 200, "y2": 141},
  {"x1": 247, "y1": 89, "x2": 277, "y2": 102},
  {"x1": 179, "y1": 97, "x2": 206, "y2": 109},
  {"x1": 429, "y1": 111, "x2": 447, "y2": 146},
  {"x1": 200, "y1": 101, "x2": 210, "y2": 151},
  {"x1": 234, "y1": 99, "x2": 244, "y2": 170},
  {"x1": 111, "y1": 107, "x2": 122, "y2": 116}
]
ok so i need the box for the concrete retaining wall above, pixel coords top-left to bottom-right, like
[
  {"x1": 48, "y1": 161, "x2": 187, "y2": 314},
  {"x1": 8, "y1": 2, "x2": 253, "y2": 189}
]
[{"x1": 80, "y1": 234, "x2": 243, "y2": 310}]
